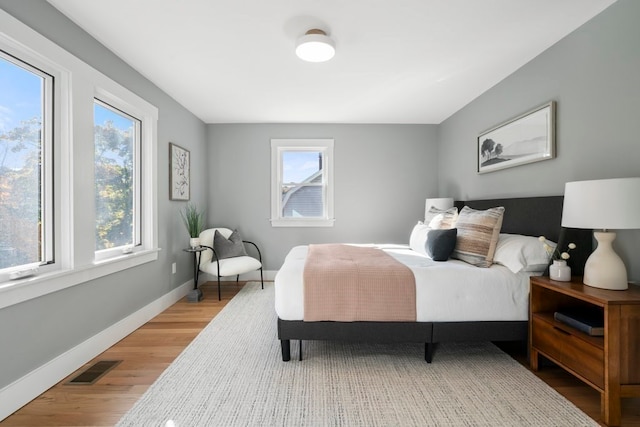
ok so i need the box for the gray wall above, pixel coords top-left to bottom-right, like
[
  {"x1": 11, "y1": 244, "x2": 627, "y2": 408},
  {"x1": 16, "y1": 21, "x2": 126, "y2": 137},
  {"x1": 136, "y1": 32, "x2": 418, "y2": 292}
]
[
  {"x1": 437, "y1": 0, "x2": 640, "y2": 281},
  {"x1": 207, "y1": 124, "x2": 439, "y2": 270},
  {"x1": 0, "y1": 1, "x2": 208, "y2": 388}
]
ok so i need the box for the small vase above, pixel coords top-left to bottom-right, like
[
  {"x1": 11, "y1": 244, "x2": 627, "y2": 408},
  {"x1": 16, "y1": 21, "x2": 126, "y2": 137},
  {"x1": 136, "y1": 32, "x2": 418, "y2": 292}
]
[
  {"x1": 189, "y1": 237, "x2": 201, "y2": 248},
  {"x1": 549, "y1": 260, "x2": 571, "y2": 281}
]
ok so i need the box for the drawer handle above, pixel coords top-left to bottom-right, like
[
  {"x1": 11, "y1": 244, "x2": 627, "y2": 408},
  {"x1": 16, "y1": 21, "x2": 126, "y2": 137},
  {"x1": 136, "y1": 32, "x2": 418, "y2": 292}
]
[{"x1": 553, "y1": 326, "x2": 571, "y2": 335}]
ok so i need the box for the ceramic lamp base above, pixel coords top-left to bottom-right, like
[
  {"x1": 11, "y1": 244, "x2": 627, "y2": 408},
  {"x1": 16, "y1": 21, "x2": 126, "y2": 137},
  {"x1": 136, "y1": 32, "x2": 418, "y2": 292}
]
[{"x1": 583, "y1": 231, "x2": 628, "y2": 290}]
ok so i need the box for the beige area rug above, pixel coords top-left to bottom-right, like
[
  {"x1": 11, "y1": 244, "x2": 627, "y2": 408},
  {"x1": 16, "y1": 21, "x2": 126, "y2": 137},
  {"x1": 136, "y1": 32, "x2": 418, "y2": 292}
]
[{"x1": 117, "y1": 282, "x2": 597, "y2": 426}]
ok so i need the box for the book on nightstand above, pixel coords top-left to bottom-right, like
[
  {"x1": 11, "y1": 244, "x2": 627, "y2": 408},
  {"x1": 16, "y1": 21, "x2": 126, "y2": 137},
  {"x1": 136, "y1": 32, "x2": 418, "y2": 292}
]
[{"x1": 554, "y1": 308, "x2": 605, "y2": 336}]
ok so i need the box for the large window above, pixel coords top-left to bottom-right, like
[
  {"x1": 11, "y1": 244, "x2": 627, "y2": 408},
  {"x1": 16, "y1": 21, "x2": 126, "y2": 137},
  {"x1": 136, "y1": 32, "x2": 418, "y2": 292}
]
[
  {"x1": 270, "y1": 139, "x2": 334, "y2": 227},
  {"x1": 94, "y1": 100, "x2": 141, "y2": 255},
  {"x1": 0, "y1": 9, "x2": 159, "y2": 309},
  {"x1": 0, "y1": 50, "x2": 54, "y2": 273}
]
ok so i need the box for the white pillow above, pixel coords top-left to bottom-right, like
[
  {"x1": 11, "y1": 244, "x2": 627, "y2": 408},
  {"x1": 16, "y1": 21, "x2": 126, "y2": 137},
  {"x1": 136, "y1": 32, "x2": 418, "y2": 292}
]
[
  {"x1": 409, "y1": 221, "x2": 430, "y2": 256},
  {"x1": 493, "y1": 234, "x2": 555, "y2": 274}
]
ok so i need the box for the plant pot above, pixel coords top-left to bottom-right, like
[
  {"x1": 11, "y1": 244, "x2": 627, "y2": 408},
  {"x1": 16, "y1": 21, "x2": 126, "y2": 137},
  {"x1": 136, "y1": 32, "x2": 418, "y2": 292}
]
[
  {"x1": 549, "y1": 259, "x2": 571, "y2": 281},
  {"x1": 189, "y1": 237, "x2": 201, "y2": 248}
]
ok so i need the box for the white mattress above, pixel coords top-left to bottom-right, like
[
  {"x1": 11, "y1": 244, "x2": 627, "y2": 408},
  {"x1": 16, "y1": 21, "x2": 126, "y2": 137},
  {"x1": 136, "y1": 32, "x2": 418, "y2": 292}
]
[{"x1": 274, "y1": 244, "x2": 533, "y2": 322}]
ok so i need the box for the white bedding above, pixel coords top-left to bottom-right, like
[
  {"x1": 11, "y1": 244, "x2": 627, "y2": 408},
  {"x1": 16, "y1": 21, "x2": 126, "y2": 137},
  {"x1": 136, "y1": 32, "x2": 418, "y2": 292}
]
[{"x1": 275, "y1": 244, "x2": 535, "y2": 322}]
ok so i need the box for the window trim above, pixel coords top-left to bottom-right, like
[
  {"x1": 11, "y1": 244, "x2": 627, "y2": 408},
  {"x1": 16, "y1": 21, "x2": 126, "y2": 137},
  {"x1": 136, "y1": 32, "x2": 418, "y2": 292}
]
[
  {"x1": 89, "y1": 84, "x2": 158, "y2": 263},
  {"x1": 270, "y1": 138, "x2": 334, "y2": 227}
]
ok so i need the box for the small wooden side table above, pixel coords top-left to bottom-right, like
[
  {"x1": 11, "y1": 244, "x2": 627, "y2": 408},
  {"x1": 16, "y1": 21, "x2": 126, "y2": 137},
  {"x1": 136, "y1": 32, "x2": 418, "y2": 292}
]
[
  {"x1": 529, "y1": 276, "x2": 640, "y2": 426},
  {"x1": 183, "y1": 246, "x2": 206, "y2": 302}
]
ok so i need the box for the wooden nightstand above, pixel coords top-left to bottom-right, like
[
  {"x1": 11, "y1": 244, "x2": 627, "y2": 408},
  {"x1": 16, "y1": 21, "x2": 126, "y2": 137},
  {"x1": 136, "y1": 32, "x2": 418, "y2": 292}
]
[{"x1": 529, "y1": 276, "x2": 640, "y2": 426}]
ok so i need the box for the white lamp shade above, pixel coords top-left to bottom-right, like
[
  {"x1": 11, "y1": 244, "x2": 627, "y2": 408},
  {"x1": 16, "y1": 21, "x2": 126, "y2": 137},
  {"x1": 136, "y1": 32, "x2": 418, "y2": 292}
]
[
  {"x1": 425, "y1": 198, "x2": 454, "y2": 219},
  {"x1": 425, "y1": 198, "x2": 454, "y2": 211},
  {"x1": 561, "y1": 177, "x2": 640, "y2": 229},
  {"x1": 296, "y1": 30, "x2": 335, "y2": 62}
]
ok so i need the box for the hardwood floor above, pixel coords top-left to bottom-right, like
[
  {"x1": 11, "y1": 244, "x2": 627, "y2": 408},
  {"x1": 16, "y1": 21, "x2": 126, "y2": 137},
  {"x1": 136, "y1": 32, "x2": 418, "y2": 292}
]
[
  {"x1": 1, "y1": 281, "x2": 244, "y2": 427},
  {"x1": 2, "y1": 281, "x2": 638, "y2": 426}
]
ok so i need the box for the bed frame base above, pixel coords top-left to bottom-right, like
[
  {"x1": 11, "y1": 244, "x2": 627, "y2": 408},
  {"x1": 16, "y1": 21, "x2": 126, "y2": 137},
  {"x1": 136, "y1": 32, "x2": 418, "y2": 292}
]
[
  {"x1": 281, "y1": 340, "x2": 437, "y2": 362},
  {"x1": 278, "y1": 318, "x2": 527, "y2": 363}
]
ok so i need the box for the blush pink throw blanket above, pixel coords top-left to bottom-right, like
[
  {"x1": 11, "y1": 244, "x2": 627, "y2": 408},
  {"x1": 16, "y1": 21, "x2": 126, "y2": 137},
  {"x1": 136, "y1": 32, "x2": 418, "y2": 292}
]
[{"x1": 303, "y1": 244, "x2": 416, "y2": 322}]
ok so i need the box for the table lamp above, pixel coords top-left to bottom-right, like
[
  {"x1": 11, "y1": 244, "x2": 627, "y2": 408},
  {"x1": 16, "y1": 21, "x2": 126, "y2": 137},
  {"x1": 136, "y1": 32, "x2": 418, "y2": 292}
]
[
  {"x1": 425, "y1": 198, "x2": 454, "y2": 218},
  {"x1": 561, "y1": 177, "x2": 640, "y2": 290}
]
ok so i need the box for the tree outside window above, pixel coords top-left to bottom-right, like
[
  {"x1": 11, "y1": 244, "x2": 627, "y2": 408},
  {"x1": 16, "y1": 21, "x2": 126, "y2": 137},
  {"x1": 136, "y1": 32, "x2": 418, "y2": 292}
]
[
  {"x1": 0, "y1": 53, "x2": 51, "y2": 270},
  {"x1": 94, "y1": 101, "x2": 141, "y2": 251}
]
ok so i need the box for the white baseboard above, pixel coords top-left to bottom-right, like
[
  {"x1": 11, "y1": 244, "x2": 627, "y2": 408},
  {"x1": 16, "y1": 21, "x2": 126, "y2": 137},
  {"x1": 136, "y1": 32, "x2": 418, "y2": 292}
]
[{"x1": 0, "y1": 279, "x2": 193, "y2": 421}]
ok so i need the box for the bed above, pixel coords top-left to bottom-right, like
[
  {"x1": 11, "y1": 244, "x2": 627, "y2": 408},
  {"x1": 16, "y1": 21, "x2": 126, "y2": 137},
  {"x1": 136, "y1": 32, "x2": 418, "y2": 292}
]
[{"x1": 275, "y1": 196, "x2": 592, "y2": 362}]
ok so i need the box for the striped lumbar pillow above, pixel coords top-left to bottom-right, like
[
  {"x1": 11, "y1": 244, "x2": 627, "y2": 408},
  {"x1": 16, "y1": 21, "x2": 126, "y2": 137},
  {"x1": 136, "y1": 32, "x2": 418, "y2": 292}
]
[
  {"x1": 451, "y1": 206, "x2": 505, "y2": 267},
  {"x1": 425, "y1": 206, "x2": 458, "y2": 229}
]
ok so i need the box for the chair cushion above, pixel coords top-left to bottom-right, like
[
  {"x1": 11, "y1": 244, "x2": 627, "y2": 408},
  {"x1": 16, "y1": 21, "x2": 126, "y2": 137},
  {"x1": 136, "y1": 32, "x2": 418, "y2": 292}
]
[
  {"x1": 200, "y1": 255, "x2": 262, "y2": 277},
  {"x1": 198, "y1": 228, "x2": 231, "y2": 265},
  {"x1": 214, "y1": 229, "x2": 247, "y2": 259}
]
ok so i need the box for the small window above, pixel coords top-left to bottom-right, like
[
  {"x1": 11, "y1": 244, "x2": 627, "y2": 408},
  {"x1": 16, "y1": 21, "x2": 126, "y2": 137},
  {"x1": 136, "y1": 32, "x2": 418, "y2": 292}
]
[
  {"x1": 94, "y1": 99, "x2": 142, "y2": 255},
  {"x1": 270, "y1": 139, "x2": 334, "y2": 227},
  {"x1": 0, "y1": 50, "x2": 54, "y2": 273}
]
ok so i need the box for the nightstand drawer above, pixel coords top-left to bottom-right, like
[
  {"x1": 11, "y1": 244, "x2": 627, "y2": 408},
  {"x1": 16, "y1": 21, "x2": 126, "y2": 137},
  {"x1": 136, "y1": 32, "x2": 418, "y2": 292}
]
[
  {"x1": 562, "y1": 334, "x2": 604, "y2": 389},
  {"x1": 531, "y1": 316, "x2": 604, "y2": 389},
  {"x1": 531, "y1": 316, "x2": 565, "y2": 362}
]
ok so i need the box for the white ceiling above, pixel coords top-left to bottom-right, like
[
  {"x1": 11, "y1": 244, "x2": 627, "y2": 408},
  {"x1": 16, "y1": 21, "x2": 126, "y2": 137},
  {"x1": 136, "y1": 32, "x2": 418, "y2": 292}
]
[{"x1": 47, "y1": 0, "x2": 616, "y2": 124}]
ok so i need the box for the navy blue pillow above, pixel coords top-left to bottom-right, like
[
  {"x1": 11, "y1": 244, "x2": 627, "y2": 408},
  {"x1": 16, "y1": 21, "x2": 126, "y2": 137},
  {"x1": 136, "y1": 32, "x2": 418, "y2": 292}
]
[{"x1": 427, "y1": 228, "x2": 457, "y2": 261}]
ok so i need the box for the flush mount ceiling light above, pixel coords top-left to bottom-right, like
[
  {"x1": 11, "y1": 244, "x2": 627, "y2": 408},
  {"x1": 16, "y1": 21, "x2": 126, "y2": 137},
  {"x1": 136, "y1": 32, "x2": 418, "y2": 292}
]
[{"x1": 295, "y1": 29, "x2": 335, "y2": 62}]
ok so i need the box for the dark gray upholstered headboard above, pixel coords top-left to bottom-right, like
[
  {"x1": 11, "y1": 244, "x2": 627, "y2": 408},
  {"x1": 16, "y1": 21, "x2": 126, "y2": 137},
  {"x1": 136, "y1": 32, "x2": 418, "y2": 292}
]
[{"x1": 454, "y1": 196, "x2": 592, "y2": 276}]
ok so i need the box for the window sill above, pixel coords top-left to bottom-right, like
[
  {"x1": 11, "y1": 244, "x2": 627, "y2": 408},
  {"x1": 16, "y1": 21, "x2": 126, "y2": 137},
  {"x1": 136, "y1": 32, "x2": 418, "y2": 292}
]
[
  {"x1": 0, "y1": 248, "x2": 160, "y2": 310},
  {"x1": 270, "y1": 218, "x2": 335, "y2": 227}
]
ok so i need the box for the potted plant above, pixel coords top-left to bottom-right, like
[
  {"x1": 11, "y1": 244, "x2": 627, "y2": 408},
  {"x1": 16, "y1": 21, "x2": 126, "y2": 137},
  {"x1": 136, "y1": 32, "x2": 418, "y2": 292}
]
[{"x1": 180, "y1": 203, "x2": 205, "y2": 248}]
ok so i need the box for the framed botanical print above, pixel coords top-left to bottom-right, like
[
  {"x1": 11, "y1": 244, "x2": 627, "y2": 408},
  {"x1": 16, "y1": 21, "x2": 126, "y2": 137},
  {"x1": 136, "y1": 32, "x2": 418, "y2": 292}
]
[{"x1": 169, "y1": 142, "x2": 190, "y2": 200}]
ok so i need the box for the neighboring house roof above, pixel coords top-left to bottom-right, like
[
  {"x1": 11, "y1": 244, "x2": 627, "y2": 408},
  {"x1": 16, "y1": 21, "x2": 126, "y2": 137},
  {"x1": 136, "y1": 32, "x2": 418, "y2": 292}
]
[{"x1": 281, "y1": 170, "x2": 323, "y2": 217}]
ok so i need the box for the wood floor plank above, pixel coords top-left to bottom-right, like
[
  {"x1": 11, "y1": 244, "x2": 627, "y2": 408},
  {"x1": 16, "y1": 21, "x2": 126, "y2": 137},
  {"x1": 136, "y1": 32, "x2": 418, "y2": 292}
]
[{"x1": 2, "y1": 281, "x2": 639, "y2": 426}]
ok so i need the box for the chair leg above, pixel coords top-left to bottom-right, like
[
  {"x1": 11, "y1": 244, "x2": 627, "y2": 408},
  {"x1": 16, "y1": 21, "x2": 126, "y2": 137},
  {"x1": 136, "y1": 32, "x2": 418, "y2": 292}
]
[
  {"x1": 217, "y1": 275, "x2": 221, "y2": 301},
  {"x1": 260, "y1": 267, "x2": 264, "y2": 289},
  {"x1": 236, "y1": 274, "x2": 239, "y2": 285}
]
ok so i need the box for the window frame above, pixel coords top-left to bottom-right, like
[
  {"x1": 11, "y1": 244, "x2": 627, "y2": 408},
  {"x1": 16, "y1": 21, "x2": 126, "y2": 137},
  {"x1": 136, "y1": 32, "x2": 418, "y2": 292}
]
[
  {"x1": 0, "y1": 44, "x2": 55, "y2": 278},
  {"x1": 93, "y1": 98, "x2": 143, "y2": 260},
  {"x1": 87, "y1": 83, "x2": 158, "y2": 265},
  {"x1": 0, "y1": 9, "x2": 159, "y2": 310},
  {"x1": 270, "y1": 138, "x2": 334, "y2": 227}
]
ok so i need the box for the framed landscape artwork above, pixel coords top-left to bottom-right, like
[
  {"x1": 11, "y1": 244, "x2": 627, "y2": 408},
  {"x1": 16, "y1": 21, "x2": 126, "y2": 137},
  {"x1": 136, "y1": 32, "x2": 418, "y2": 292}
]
[
  {"x1": 169, "y1": 142, "x2": 190, "y2": 200},
  {"x1": 477, "y1": 101, "x2": 556, "y2": 174}
]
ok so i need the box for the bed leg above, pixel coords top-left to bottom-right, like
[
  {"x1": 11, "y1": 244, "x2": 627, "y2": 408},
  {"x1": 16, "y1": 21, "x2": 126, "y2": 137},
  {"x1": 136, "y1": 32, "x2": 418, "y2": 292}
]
[
  {"x1": 281, "y1": 340, "x2": 291, "y2": 362},
  {"x1": 299, "y1": 340, "x2": 303, "y2": 361},
  {"x1": 425, "y1": 343, "x2": 435, "y2": 363}
]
